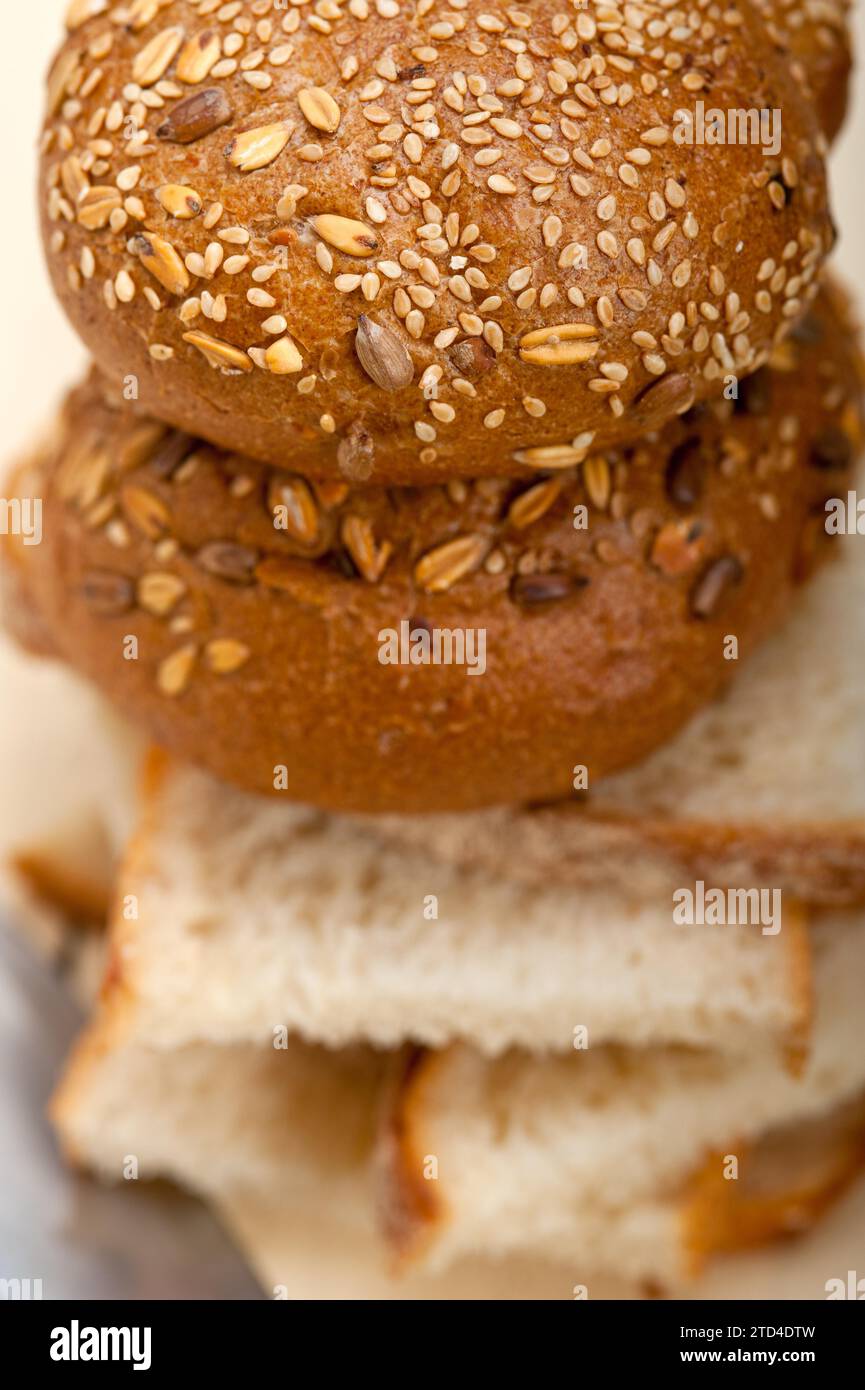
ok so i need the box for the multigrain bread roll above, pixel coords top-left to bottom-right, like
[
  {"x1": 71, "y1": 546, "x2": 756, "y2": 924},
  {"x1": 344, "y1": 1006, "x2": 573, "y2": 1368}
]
[
  {"x1": 755, "y1": 0, "x2": 853, "y2": 143},
  {"x1": 373, "y1": 530, "x2": 865, "y2": 902},
  {"x1": 40, "y1": 0, "x2": 843, "y2": 484},
  {"x1": 4, "y1": 289, "x2": 861, "y2": 812}
]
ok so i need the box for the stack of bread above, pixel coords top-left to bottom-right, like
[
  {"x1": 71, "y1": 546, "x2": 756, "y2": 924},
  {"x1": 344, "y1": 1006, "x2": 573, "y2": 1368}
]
[{"x1": 2, "y1": 0, "x2": 864, "y2": 1298}]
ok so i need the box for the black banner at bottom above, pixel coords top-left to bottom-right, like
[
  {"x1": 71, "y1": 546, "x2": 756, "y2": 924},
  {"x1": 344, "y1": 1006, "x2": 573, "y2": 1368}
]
[{"x1": 4, "y1": 1296, "x2": 861, "y2": 1373}]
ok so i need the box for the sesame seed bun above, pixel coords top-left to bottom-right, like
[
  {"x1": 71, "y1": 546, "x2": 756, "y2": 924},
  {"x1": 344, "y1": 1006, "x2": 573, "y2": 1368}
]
[
  {"x1": 6, "y1": 286, "x2": 860, "y2": 813},
  {"x1": 755, "y1": 0, "x2": 853, "y2": 144},
  {"x1": 40, "y1": 0, "x2": 846, "y2": 486}
]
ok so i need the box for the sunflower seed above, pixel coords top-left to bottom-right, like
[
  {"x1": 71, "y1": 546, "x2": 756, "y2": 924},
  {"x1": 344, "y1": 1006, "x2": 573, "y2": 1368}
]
[
  {"x1": 336, "y1": 421, "x2": 375, "y2": 482},
  {"x1": 447, "y1": 337, "x2": 495, "y2": 377},
  {"x1": 355, "y1": 315, "x2": 413, "y2": 390},
  {"x1": 147, "y1": 430, "x2": 197, "y2": 479},
  {"x1": 665, "y1": 437, "x2": 705, "y2": 507},
  {"x1": 690, "y1": 555, "x2": 744, "y2": 618},
  {"x1": 510, "y1": 573, "x2": 587, "y2": 605},
  {"x1": 196, "y1": 541, "x2": 259, "y2": 583},
  {"x1": 157, "y1": 88, "x2": 232, "y2": 144},
  {"x1": 633, "y1": 372, "x2": 696, "y2": 427},
  {"x1": 81, "y1": 571, "x2": 134, "y2": 617}
]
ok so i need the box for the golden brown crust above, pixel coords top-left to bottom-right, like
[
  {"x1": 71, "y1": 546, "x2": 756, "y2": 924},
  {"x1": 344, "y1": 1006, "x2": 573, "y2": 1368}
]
[
  {"x1": 377, "y1": 1048, "x2": 449, "y2": 1264},
  {"x1": 384, "y1": 1049, "x2": 865, "y2": 1275},
  {"x1": 682, "y1": 1089, "x2": 865, "y2": 1268},
  {"x1": 7, "y1": 289, "x2": 862, "y2": 813},
  {"x1": 48, "y1": 975, "x2": 134, "y2": 1170},
  {"x1": 40, "y1": 0, "x2": 842, "y2": 485}
]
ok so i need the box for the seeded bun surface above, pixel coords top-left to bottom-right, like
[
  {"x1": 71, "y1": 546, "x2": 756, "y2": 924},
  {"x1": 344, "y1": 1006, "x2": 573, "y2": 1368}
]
[
  {"x1": 6, "y1": 286, "x2": 860, "y2": 812},
  {"x1": 759, "y1": 0, "x2": 852, "y2": 144},
  {"x1": 40, "y1": 0, "x2": 844, "y2": 486}
]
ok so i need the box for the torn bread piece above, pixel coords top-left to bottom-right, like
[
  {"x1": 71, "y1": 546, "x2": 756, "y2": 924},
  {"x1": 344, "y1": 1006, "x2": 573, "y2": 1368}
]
[
  {"x1": 52, "y1": 1006, "x2": 385, "y2": 1220},
  {"x1": 100, "y1": 753, "x2": 811, "y2": 1058},
  {"x1": 51, "y1": 967, "x2": 865, "y2": 1296},
  {"x1": 373, "y1": 531, "x2": 865, "y2": 908},
  {"x1": 51, "y1": 994, "x2": 578, "y2": 1299},
  {"x1": 381, "y1": 913, "x2": 865, "y2": 1284}
]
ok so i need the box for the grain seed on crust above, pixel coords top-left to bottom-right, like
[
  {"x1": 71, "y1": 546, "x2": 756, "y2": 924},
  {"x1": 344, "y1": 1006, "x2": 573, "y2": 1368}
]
[
  {"x1": 414, "y1": 534, "x2": 489, "y2": 593},
  {"x1": 205, "y1": 639, "x2": 251, "y2": 674},
  {"x1": 298, "y1": 88, "x2": 341, "y2": 134},
  {"x1": 131, "y1": 233, "x2": 189, "y2": 296},
  {"x1": 519, "y1": 323, "x2": 599, "y2": 367},
  {"x1": 157, "y1": 89, "x2": 232, "y2": 144},
  {"x1": 690, "y1": 555, "x2": 745, "y2": 618},
  {"x1": 314, "y1": 214, "x2": 379, "y2": 258},
  {"x1": 157, "y1": 643, "x2": 197, "y2": 697},
  {"x1": 355, "y1": 315, "x2": 413, "y2": 391},
  {"x1": 182, "y1": 331, "x2": 254, "y2": 373},
  {"x1": 341, "y1": 514, "x2": 393, "y2": 582},
  {"x1": 226, "y1": 123, "x2": 291, "y2": 173}
]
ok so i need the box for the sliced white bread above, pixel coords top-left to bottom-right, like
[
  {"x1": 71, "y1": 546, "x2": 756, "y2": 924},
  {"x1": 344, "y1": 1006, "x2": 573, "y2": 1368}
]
[
  {"x1": 51, "y1": 995, "x2": 579, "y2": 1298},
  {"x1": 52, "y1": 1003, "x2": 385, "y2": 1219},
  {"x1": 372, "y1": 532, "x2": 865, "y2": 907},
  {"x1": 383, "y1": 912, "x2": 865, "y2": 1283},
  {"x1": 101, "y1": 752, "x2": 812, "y2": 1058},
  {"x1": 51, "y1": 957, "x2": 865, "y2": 1294}
]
